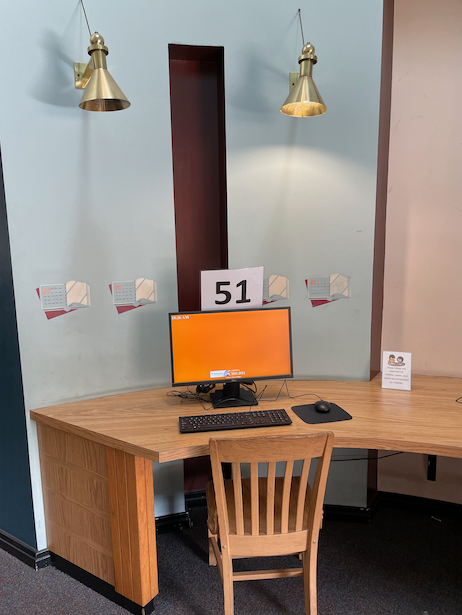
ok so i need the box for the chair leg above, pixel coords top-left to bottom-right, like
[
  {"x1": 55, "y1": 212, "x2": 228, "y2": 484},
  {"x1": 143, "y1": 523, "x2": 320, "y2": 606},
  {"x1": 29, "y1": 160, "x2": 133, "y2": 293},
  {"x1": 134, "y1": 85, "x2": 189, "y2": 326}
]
[
  {"x1": 208, "y1": 529, "x2": 217, "y2": 566},
  {"x1": 303, "y1": 540, "x2": 319, "y2": 615},
  {"x1": 222, "y1": 547, "x2": 234, "y2": 615}
]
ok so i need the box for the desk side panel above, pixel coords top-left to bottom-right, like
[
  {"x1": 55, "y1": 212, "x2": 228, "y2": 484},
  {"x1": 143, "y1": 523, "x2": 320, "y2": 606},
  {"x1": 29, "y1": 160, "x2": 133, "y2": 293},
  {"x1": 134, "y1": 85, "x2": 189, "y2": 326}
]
[{"x1": 37, "y1": 424, "x2": 115, "y2": 585}]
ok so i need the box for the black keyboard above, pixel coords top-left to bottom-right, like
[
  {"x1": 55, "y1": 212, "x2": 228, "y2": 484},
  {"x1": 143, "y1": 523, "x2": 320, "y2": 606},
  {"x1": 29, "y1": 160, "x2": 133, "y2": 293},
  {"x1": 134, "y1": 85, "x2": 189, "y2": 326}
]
[{"x1": 179, "y1": 409, "x2": 292, "y2": 433}]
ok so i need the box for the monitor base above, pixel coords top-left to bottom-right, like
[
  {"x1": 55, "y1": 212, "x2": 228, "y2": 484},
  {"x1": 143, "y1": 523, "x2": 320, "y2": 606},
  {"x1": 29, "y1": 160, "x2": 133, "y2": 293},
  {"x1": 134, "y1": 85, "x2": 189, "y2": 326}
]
[{"x1": 210, "y1": 382, "x2": 258, "y2": 409}]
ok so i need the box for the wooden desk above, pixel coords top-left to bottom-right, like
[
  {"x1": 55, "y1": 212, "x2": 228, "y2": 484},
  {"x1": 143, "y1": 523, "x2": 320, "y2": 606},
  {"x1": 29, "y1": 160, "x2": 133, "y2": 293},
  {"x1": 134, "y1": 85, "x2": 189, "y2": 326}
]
[{"x1": 31, "y1": 375, "x2": 462, "y2": 610}]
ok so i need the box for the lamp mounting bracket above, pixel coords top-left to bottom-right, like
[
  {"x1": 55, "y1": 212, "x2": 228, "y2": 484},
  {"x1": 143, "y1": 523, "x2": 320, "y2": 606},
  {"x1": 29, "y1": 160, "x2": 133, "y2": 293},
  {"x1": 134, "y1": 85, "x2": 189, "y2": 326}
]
[
  {"x1": 74, "y1": 58, "x2": 94, "y2": 89},
  {"x1": 289, "y1": 72, "x2": 299, "y2": 92}
]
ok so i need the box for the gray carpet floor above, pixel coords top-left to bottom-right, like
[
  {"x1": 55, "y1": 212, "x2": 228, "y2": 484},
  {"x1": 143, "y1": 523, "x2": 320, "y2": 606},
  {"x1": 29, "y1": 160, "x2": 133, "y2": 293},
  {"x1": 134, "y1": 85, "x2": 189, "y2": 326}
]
[{"x1": 0, "y1": 505, "x2": 461, "y2": 615}]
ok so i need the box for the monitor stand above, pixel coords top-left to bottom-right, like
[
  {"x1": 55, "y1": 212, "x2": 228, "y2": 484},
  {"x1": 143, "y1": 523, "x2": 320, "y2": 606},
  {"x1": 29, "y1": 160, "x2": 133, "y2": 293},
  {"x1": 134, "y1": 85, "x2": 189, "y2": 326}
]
[{"x1": 210, "y1": 381, "x2": 258, "y2": 409}]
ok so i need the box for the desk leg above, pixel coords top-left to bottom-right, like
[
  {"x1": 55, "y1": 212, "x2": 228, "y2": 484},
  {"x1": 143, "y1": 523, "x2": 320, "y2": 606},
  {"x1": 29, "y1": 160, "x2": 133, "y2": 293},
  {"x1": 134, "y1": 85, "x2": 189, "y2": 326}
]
[{"x1": 106, "y1": 448, "x2": 158, "y2": 606}]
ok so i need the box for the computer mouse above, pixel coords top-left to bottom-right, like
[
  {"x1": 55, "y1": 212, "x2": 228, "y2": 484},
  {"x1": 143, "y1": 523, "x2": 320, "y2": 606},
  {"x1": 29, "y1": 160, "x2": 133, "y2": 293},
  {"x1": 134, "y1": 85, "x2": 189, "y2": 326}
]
[{"x1": 314, "y1": 400, "x2": 331, "y2": 413}]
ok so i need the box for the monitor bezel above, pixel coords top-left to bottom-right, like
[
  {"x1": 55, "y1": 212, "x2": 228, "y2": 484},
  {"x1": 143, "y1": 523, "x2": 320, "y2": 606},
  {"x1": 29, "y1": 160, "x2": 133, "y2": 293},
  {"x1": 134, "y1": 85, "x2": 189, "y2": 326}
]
[{"x1": 168, "y1": 306, "x2": 294, "y2": 388}]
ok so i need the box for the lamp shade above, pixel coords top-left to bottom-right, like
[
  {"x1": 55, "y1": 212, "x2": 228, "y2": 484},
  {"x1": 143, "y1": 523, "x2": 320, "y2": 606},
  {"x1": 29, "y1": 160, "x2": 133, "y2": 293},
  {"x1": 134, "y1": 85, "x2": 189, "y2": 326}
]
[
  {"x1": 281, "y1": 43, "x2": 326, "y2": 117},
  {"x1": 78, "y1": 32, "x2": 130, "y2": 112},
  {"x1": 79, "y1": 68, "x2": 130, "y2": 111}
]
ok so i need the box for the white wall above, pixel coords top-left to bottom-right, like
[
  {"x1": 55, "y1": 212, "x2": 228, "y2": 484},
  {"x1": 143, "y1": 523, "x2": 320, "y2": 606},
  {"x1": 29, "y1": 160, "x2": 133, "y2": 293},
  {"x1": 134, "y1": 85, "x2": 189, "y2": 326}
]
[
  {"x1": 380, "y1": 0, "x2": 462, "y2": 499},
  {"x1": 0, "y1": 0, "x2": 384, "y2": 547},
  {"x1": 227, "y1": 1, "x2": 384, "y2": 380},
  {"x1": 382, "y1": 0, "x2": 462, "y2": 376}
]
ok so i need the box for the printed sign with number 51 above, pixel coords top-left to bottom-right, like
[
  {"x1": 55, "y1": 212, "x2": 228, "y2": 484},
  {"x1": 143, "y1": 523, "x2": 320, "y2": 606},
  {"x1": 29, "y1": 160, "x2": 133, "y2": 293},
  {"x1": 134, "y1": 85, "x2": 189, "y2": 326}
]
[{"x1": 201, "y1": 267, "x2": 264, "y2": 311}]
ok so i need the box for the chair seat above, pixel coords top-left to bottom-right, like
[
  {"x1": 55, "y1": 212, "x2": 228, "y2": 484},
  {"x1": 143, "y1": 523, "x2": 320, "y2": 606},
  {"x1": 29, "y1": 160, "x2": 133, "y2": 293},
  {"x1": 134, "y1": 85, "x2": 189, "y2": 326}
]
[{"x1": 207, "y1": 476, "x2": 311, "y2": 536}]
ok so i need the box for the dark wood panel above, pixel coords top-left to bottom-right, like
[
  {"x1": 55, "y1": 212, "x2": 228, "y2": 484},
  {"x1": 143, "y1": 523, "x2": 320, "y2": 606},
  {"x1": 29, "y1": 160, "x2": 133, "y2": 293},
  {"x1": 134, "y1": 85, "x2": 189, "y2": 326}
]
[
  {"x1": 368, "y1": 0, "x2": 395, "y2": 499},
  {"x1": 370, "y1": 0, "x2": 394, "y2": 379},
  {"x1": 169, "y1": 45, "x2": 228, "y2": 312},
  {"x1": 169, "y1": 44, "x2": 228, "y2": 491}
]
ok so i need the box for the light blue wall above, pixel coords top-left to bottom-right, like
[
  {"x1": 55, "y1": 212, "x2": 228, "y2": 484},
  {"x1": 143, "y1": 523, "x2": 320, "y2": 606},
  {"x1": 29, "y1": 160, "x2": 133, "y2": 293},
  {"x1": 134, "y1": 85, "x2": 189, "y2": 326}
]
[
  {"x1": 227, "y1": 1, "x2": 383, "y2": 380},
  {"x1": 0, "y1": 0, "x2": 383, "y2": 546}
]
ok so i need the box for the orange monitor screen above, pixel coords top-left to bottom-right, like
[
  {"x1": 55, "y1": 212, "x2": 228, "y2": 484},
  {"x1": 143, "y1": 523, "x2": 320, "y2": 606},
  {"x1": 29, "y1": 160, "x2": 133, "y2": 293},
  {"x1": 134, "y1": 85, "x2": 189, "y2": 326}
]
[{"x1": 169, "y1": 307, "x2": 293, "y2": 386}]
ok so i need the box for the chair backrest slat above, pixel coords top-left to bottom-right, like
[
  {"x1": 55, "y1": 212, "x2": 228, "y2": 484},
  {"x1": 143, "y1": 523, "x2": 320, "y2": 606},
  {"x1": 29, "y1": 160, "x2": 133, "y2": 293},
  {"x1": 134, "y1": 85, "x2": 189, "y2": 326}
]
[
  {"x1": 304, "y1": 440, "x2": 333, "y2": 539},
  {"x1": 250, "y1": 462, "x2": 259, "y2": 535},
  {"x1": 295, "y1": 458, "x2": 311, "y2": 532},
  {"x1": 266, "y1": 461, "x2": 276, "y2": 535},
  {"x1": 232, "y1": 462, "x2": 244, "y2": 535},
  {"x1": 209, "y1": 433, "x2": 334, "y2": 544},
  {"x1": 280, "y1": 460, "x2": 294, "y2": 534}
]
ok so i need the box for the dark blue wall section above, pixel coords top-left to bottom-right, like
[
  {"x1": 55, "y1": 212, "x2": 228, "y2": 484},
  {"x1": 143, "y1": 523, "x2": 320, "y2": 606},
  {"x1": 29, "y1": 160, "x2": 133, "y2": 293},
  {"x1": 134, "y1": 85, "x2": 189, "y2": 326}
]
[{"x1": 0, "y1": 149, "x2": 36, "y2": 548}]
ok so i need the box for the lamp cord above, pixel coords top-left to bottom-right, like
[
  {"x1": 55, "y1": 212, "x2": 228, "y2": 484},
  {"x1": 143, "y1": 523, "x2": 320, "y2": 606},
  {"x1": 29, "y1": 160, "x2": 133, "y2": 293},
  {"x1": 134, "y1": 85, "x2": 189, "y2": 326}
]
[
  {"x1": 298, "y1": 8, "x2": 305, "y2": 46},
  {"x1": 80, "y1": 0, "x2": 92, "y2": 37}
]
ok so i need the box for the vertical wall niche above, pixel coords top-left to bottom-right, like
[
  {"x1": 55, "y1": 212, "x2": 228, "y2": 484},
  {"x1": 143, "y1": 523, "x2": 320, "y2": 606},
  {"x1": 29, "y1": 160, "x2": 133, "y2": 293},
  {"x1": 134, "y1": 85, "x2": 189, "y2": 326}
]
[
  {"x1": 370, "y1": 0, "x2": 394, "y2": 379},
  {"x1": 169, "y1": 44, "x2": 229, "y2": 491},
  {"x1": 169, "y1": 44, "x2": 228, "y2": 312}
]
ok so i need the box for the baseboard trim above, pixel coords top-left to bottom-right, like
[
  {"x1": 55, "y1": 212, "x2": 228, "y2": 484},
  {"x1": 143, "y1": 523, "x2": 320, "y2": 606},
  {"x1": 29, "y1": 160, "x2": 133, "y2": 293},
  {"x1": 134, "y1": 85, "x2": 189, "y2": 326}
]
[
  {"x1": 51, "y1": 553, "x2": 155, "y2": 615},
  {"x1": 376, "y1": 491, "x2": 462, "y2": 519},
  {"x1": 185, "y1": 489, "x2": 208, "y2": 509},
  {"x1": 185, "y1": 489, "x2": 380, "y2": 523},
  {"x1": 155, "y1": 511, "x2": 191, "y2": 533},
  {"x1": 0, "y1": 528, "x2": 50, "y2": 570},
  {"x1": 324, "y1": 492, "x2": 462, "y2": 523},
  {"x1": 323, "y1": 503, "x2": 376, "y2": 523},
  {"x1": 185, "y1": 488, "x2": 462, "y2": 523}
]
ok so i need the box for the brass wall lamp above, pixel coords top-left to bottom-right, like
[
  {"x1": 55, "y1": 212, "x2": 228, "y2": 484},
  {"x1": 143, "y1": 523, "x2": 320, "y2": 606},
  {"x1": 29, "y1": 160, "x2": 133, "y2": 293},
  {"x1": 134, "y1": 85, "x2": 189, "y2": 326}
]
[
  {"x1": 74, "y1": 32, "x2": 130, "y2": 111},
  {"x1": 280, "y1": 42, "x2": 326, "y2": 117}
]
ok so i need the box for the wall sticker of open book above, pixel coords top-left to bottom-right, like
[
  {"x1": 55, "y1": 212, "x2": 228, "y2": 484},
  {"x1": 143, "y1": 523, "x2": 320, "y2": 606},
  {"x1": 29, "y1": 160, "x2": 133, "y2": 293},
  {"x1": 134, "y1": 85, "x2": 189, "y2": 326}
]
[
  {"x1": 110, "y1": 278, "x2": 157, "y2": 314},
  {"x1": 305, "y1": 274, "x2": 351, "y2": 307},
  {"x1": 37, "y1": 281, "x2": 91, "y2": 320},
  {"x1": 262, "y1": 275, "x2": 289, "y2": 305}
]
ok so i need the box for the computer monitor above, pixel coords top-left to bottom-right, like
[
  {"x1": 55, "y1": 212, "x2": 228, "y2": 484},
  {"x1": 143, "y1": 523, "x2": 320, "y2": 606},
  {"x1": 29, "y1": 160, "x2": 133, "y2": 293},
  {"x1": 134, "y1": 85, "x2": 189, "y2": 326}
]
[{"x1": 169, "y1": 306, "x2": 293, "y2": 408}]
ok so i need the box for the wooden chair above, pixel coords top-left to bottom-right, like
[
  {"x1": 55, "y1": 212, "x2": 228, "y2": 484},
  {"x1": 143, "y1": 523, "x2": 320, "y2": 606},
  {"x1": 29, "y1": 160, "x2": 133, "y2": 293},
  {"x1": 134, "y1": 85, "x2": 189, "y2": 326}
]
[{"x1": 207, "y1": 432, "x2": 334, "y2": 615}]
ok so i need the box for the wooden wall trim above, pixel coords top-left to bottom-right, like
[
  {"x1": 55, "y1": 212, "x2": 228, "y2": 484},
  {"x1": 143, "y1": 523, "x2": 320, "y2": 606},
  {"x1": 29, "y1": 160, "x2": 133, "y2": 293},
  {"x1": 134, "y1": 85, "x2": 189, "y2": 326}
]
[
  {"x1": 169, "y1": 44, "x2": 228, "y2": 312},
  {"x1": 370, "y1": 0, "x2": 395, "y2": 379},
  {"x1": 169, "y1": 43, "x2": 228, "y2": 491}
]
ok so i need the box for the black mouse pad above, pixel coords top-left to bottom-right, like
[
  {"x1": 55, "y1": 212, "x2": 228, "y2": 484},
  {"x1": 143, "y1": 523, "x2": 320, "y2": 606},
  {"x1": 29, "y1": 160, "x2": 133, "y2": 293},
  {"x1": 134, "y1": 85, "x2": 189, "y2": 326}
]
[{"x1": 291, "y1": 403, "x2": 352, "y2": 425}]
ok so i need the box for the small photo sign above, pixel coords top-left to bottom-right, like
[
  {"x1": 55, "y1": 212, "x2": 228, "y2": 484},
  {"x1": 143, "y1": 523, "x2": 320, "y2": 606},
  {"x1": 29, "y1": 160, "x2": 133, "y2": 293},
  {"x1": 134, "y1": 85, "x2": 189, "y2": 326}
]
[{"x1": 382, "y1": 351, "x2": 412, "y2": 391}]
